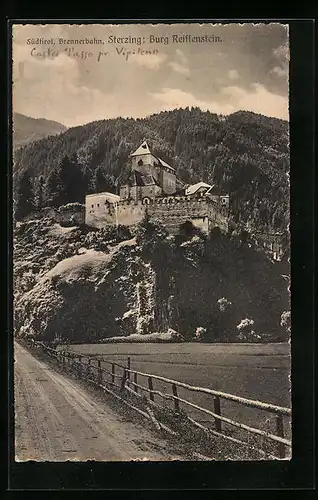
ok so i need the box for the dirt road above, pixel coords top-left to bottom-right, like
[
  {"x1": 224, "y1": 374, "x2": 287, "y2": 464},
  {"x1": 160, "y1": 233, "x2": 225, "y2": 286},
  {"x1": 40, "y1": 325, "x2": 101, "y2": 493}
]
[{"x1": 14, "y1": 343, "x2": 184, "y2": 462}]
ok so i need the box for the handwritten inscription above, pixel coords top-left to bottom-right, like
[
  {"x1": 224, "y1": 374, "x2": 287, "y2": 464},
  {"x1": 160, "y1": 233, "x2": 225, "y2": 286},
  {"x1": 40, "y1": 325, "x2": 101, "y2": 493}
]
[
  {"x1": 30, "y1": 46, "x2": 159, "y2": 62},
  {"x1": 99, "y1": 47, "x2": 159, "y2": 62}
]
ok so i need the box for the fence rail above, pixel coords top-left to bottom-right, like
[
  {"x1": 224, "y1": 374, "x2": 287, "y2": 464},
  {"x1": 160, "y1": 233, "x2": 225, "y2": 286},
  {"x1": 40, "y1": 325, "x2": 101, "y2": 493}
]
[
  {"x1": 26, "y1": 339, "x2": 292, "y2": 460},
  {"x1": 123, "y1": 366, "x2": 291, "y2": 416}
]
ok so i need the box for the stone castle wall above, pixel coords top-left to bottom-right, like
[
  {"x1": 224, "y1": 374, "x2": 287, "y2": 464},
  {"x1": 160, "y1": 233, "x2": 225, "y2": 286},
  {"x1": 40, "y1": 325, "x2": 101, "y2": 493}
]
[
  {"x1": 120, "y1": 184, "x2": 163, "y2": 201},
  {"x1": 147, "y1": 197, "x2": 228, "y2": 234},
  {"x1": 85, "y1": 195, "x2": 229, "y2": 234},
  {"x1": 131, "y1": 153, "x2": 157, "y2": 168},
  {"x1": 59, "y1": 203, "x2": 85, "y2": 226},
  {"x1": 160, "y1": 168, "x2": 176, "y2": 195},
  {"x1": 28, "y1": 204, "x2": 85, "y2": 226}
]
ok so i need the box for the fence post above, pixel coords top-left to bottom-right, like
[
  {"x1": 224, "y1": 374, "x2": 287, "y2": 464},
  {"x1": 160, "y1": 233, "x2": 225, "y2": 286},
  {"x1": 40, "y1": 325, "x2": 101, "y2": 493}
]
[
  {"x1": 86, "y1": 358, "x2": 91, "y2": 378},
  {"x1": 77, "y1": 356, "x2": 82, "y2": 378},
  {"x1": 134, "y1": 372, "x2": 138, "y2": 393},
  {"x1": 148, "y1": 376, "x2": 154, "y2": 402},
  {"x1": 70, "y1": 353, "x2": 74, "y2": 372},
  {"x1": 172, "y1": 383, "x2": 180, "y2": 412},
  {"x1": 120, "y1": 369, "x2": 127, "y2": 392},
  {"x1": 97, "y1": 359, "x2": 102, "y2": 385},
  {"x1": 213, "y1": 396, "x2": 222, "y2": 431},
  {"x1": 276, "y1": 414, "x2": 286, "y2": 459},
  {"x1": 111, "y1": 364, "x2": 115, "y2": 385},
  {"x1": 73, "y1": 354, "x2": 77, "y2": 371},
  {"x1": 127, "y1": 357, "x2": 131, "y2": 387}
]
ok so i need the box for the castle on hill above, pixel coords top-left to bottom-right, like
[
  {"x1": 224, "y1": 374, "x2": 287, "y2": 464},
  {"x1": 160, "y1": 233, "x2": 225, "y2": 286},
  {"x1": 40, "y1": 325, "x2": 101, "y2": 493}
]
[{"x1": 85, "y1": 140, "x2": 230, "y2": 235}]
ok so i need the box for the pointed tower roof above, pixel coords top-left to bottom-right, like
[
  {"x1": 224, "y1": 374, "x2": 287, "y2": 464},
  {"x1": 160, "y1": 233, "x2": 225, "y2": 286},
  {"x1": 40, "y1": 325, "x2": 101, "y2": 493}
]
[
  {"x1": 157, "y1": 156, "x2": 175, "y2": 172},
  {"x1": 131, "y1": 140, "x2": 151, "y2": 157}
]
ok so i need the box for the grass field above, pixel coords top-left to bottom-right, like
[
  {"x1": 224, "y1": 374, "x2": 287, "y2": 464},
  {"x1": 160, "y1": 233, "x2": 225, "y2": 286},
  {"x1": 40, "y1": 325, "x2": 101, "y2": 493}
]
[{"x1": 62, "y1": 342, "x2": 292, "y2": 453}]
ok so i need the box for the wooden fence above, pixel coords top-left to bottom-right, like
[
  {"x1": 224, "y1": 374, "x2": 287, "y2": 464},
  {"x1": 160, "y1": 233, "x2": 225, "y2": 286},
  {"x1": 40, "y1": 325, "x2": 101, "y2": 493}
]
[{"x1": 27, "y1": 339, "x2": 292, "y2": 460}]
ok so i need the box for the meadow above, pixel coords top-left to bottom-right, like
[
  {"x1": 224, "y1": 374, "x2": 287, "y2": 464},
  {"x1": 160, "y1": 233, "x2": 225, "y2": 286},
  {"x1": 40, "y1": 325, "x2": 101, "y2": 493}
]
[{"x1": 62, "y1": 342, "x2": 292, "y2": 449}]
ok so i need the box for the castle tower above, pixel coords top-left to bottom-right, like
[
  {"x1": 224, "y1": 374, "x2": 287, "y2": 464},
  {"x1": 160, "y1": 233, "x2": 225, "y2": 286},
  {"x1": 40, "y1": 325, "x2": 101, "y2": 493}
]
[{"x1": 129, "y1": 141, "x2": 176, "y2": 196}]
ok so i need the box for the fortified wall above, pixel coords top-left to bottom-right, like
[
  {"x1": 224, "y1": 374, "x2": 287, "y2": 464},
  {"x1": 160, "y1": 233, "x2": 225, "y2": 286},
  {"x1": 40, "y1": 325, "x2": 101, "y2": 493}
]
[
  {"x1": 85, "y1": 195, "x2": 229, "y2": 234},
  {"x1": 58, "y1": 203, "x2": 85, "y2": 226},
  {"x1": 147, "y1": 197, "x2": 229, "y2": 234},
  {"x1": 24, "y1": 204, "x2": 85, "y2": 226}
]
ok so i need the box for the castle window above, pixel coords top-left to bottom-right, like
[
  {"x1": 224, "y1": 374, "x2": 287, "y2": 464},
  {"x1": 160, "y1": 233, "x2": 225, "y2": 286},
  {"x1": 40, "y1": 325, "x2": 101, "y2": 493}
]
[
  {"x1": 91, "y1": 204, "x2": 94, "y2": 208},
  {"x1": 97, "y1": 203, "x2": 100, "y2": 207},
  {"x1": 138, "y1": 159, "x2": 143, "y2": 166}
]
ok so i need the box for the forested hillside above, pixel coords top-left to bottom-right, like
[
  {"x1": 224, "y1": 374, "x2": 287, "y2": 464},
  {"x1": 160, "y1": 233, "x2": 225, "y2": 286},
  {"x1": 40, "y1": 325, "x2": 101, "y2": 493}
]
[{"x1": 13, "y1": 108, "x2": 289, "y2": 232}]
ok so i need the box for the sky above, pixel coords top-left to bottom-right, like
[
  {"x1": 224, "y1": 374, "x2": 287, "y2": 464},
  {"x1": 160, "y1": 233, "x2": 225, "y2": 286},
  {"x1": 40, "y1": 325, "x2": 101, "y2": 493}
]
[{"x1": 12, "y1": 23, "x2": 289, "y2": 127}]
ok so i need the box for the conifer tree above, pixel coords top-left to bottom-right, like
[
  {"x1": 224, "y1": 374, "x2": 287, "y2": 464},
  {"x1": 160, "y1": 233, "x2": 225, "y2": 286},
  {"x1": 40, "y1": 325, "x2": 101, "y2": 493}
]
[
  {"x1": 44, "y1": 168, "x2": 63, "y2": 208},
  {"x1": 34, "y1": 175, "x2": 45, "y2": 211},
  {"x1": 44, "y1": 155, "x2": 84, "y2": 207},
  {"x1": 14, "y1": 170, "x2": 35, "y2": 220},
  {"x1": 89, "y1": 165, "x2": 107, "y2": 193}
]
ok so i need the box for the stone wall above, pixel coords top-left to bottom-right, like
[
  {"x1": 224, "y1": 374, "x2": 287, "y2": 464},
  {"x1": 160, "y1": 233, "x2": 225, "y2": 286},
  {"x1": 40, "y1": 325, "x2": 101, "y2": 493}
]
[
  {"x1": 147, "y1": 197, "x2": 227, "y2": 234},
  {"x1": 85, "y1": 194, "x2": 117, "y2": 228},
  {"x1": 207, "y1": 201, "x2": 229, "y2": 232},
  {"x1": 26, "y1": 205, "x2": 85, "y2": 226},
  {"x1": 85, "y1": 195, "x2": 229, "y2": 234},
  {"x1": 191, "y1": 217, "x2": 210, "y2": 235},
  {"x1": 131, "y1": 153, "x2": 157, "y2": 169},
  {"x1": 116, "y1": 202, "x2": 145, "y2": 226},
  {"x1": 133, "y1": 161, "x2": 160, "y2": 184},
  {"x1": 42, "y1": 207, "x2": 60, "y2": 221},
  {"x1": 209, "y1": 194, "x2": 230, "y2": 209},
  {"x1": 119, "y1": 185, "x2": 129, "y2": 200},
  {"x1": 59, "y1": 203, "x2": 85, "y2": 226},
  {"x1": 160, "y1": 168, "x2": 176, "y2": 195},
  {"x1": 120, "y1": 184, "x2": 163, "y2": 201}
]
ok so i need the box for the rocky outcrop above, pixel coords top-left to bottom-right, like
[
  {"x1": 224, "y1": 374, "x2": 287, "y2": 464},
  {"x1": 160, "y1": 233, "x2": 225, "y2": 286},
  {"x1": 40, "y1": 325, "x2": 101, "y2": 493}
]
[{"x1": 13, "y1": 217, "x2": 290, "y2": 343}]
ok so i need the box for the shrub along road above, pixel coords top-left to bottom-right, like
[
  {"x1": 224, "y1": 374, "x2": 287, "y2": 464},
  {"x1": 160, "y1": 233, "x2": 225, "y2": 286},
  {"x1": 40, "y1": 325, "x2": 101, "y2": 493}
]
[{"x1": 14, "y1": 342, "x2": 185, "y2": 462}]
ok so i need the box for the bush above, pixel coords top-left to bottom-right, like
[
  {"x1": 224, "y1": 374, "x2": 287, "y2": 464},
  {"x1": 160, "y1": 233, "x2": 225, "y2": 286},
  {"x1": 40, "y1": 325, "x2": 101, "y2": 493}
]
[
  {"x1": 134, "y1": 213, "x2": 169, "y2": 253},
  {"x1": 179, "y1": 235, "x2": 205, "y2": 266},
  {"x1": 83, "y1": 231, "x2": 108, "y2": 251},
  {"x1": 175, "y1": 221, "x2": 207, "y2": 245},
  {"x1": 193, "y1": 326, "x2": 207, "y2": 341},
  {"x1": 217, "y1": 297, "x2": 232, "y2": 312},
  {"x1": 237, "y1": 318, "x2": 261, "y2": 342},
  {"x1": 280, "y1": 310, "x2": 291, "y2": 332}
]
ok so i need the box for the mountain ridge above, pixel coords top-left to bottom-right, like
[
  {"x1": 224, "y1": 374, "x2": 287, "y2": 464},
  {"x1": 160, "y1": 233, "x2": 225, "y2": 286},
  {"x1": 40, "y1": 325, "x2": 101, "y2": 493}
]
[{"x1": 13, "y1": 113, "x2": 67, "y2": 150}]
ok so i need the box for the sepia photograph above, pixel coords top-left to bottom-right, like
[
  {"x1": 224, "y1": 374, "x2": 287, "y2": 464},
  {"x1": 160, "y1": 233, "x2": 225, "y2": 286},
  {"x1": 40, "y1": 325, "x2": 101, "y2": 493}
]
[{"x1": 12, "y1": 22, "x2": 291, "y2": 463}]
